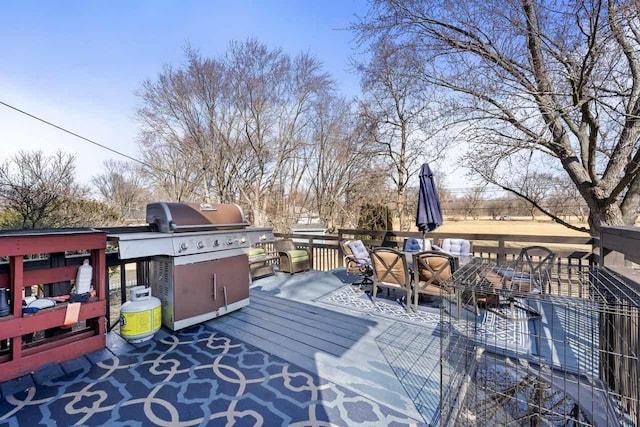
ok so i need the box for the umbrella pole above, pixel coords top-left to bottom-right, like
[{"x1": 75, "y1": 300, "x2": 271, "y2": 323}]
[{"x1": 422, "y1": 231, "x2": 426, "y2": 251}]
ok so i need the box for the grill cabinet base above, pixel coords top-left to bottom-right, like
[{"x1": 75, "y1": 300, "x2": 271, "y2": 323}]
[{"x1": 150, "y1": 251, "x2": 249, "y2": 331}]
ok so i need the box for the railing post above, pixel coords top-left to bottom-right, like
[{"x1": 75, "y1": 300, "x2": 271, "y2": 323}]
[
  {"x1": 338, "y1": 230, "x2": 344, "y2": 267},
  {"x1": 497, "y1": 237, "x2": 505, "y2": 263},
  {"x1": 308, "y1": 237, "x2": 314, "y2": 269}
]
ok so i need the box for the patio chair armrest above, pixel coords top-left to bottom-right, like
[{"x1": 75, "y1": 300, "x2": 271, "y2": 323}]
[{"x1": 344, "y1": 254, "x2": 358, "y2": 266}]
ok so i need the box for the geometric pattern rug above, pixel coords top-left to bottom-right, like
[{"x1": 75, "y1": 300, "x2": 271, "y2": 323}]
[
  {"x1": 0, "y1": 325, "x2": 425, "y2": 426},
  {"x1": 476, "y1": 304, "x2": 535, "y2": 351},
  {"x1": 316, "y1": 284, "x2": 442, "y2": 328}
]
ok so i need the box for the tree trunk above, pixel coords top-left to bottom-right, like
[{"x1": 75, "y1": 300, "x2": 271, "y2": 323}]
[
  {"x1": 397, "y1": 189, "x2": 405, "y2": 231},
  {"x1": 588, "y1": 203, "x2": 625, "y2": 236}
]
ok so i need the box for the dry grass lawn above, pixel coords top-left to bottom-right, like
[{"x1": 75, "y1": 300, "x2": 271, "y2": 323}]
[{"x1": 436, "y1": 217, "x2": 589, "y2": 237}]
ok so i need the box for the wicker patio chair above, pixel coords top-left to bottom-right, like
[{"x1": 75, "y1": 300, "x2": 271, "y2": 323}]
[{"x1": 273, "y1": 239, "x2": 311, "y2": 274}]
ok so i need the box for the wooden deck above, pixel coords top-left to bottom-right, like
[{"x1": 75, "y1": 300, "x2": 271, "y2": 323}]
[
  {"x1": 219, "y1": 270, "x2": 432, "y2": 421},
  {"x1": 0, "y1": 269, "x2": 443, "y2": 425}
]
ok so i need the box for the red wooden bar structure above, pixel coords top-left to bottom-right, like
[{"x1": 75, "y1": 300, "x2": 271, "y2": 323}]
[{"x1": 0, "y1": 229, "x2": 106, "y2": 383}]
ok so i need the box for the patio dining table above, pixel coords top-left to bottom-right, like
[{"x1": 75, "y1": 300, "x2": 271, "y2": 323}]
[{"x1": 443, "y1": 257, "x2": 523, "y2": 317}]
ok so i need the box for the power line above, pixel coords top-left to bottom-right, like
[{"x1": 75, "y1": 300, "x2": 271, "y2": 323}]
[{"x1": 0, "y1": 100, "x2": 147, "y2": 167}]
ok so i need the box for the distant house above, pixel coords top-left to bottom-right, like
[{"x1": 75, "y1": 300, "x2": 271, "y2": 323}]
[
  {"x1": 291, "y1": 223, "x2": 328, "y2": 244},
  {"x1": 293, "y1": 206, "x2": 322, "y2": 225}
]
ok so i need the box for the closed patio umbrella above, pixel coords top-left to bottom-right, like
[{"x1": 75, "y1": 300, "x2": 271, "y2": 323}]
[{"x1": 416, "y1": 163, "x2": 443, "y2": 248}]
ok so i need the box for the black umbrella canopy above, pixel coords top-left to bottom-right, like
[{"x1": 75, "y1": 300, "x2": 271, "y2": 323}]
[{"x1": 416, "y1": 163, "x2": 443, "y2": 232}]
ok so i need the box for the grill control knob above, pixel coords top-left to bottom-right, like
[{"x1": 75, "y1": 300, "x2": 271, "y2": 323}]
[
  {"x1": 227, "y1": 237, "x2": 234, "y2": 245},
  {"x1": 213, "y1": 239, "x2": 219, "y2": 247},
  {"x1": 180, "y1": 242, "x2": 188, "y2": 251},
  {"x1": 197, "y1": 241, "x2": 205, "y2": 249},
  {"x1": 240, "y1": 237, "x2": 247, "y2": 243}
]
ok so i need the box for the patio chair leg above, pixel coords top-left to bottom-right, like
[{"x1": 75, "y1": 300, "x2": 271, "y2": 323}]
[
  {"x1": 472, "y1": 292, "x2": 480, "y2": 316},
  {"x1": 372, "y1": 282, "x2": 378, "y2": 304}
]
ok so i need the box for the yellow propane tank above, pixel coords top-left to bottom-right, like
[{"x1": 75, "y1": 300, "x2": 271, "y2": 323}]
[{"x1": 120, "y1": 286, "x2": 161, "y2": 343}]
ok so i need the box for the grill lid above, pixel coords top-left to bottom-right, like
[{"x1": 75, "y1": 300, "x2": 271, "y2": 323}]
[{"x1": 146, "y1": 202, "x2": 249, "y2": 233}]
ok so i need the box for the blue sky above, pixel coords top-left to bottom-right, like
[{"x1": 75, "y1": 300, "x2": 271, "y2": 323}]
[{"x1": 0, "y1": 0, "x2": 369, "y2": 192}]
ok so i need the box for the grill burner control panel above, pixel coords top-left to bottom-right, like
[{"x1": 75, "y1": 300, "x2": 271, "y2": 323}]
[
  {"x1": 174, "y1": 232, "x2": 249, "y2": 255},
  {"x1": 108, "y1": 227, "x2": 273, "y2": 260}
]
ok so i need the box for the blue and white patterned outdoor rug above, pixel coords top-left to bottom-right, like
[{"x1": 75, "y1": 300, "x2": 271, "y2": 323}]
[
  {"x1": 316, "y1": 284, "x2": 442, "y2": 328},
  {"x1": 0, "y1": 325, "x2": 425, "y2": 426},
  {"x1": 477, "y1": 304, "x2": 535, "y2": 352}
]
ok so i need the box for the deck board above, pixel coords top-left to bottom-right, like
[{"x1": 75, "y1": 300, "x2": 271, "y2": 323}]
[
  {"x1": 210, "y1": 313, "x2": 348, "y2": 358},
  {"x1": 230, "y1": 305, "x2": 367, "y2": 350},
  {"x1": 247, "y1": 292, "x2": 379, "y2": 340},
  {"x1": 209, "y1": 317, "x2": 320, "y2": 372},
  {"x1": 213, "y1": 293, "x2": 390, "y2": 361}
]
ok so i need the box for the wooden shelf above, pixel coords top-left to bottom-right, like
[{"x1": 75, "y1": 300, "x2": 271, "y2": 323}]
[
  {"x1": 0, "y1": 230, "x2": 107, "y2": 383},
  {"x1": 0, "y1": 300, "x2": 106, "y2": 340}
]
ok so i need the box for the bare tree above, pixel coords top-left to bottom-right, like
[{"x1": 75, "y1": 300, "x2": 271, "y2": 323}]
[
  {"x1": 356, "y1": 38, "x2": 445, "y2": 230},
  {"x1": 223, "y1": 39, "x2": 334, "y2": 226},
  {"x1": 92, "y1": 159, "x2": 153, "y2": 221},
  {"x1": 138, "y1": 137, "x2": 202, "y2": 202},
  {"x1": 546, "y1": 179, "x2": 589, "y2": 223},
  {"x1": 462, "y1": 185, "x2": 487, "y2": 220},
  {"x1": 0, "y1": 150, "x2": 120, "y2": 229},
  {"x1": 512, "y1": 172, "x2": 556, "y2": 220},
  {"x1": 304, "y1": 95, "x2": 371, "y2": 231},
  {"x1": 136, "y1": 40, "x2": 335, "y2": 228},
  {"x1": 137, "y1": 46, "x2": 236, "y2": 204},
  {"x1": 356, "y1": 0, "x2": 640, "y2": 235}
]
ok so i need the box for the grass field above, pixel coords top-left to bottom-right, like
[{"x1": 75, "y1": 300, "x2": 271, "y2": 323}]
[{"x1": 434, "y1": 217, "x2": 589, "y2": 237}]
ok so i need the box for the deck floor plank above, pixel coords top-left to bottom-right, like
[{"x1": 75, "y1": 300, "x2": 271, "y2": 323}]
[
  {"x1": 250, "y1": 291, "x2": 372, "y2": 326},
  {"x1": 231, "y1": 306, "x2": 364, "y2": 351},
  {"x1": 242, "y1": 293, "x2": 381, "y2": 337}
]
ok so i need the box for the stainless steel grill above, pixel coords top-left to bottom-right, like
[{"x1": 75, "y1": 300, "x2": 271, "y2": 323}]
[{"x1": 109, "y1": 202, "x2": 273, "y2": 331}]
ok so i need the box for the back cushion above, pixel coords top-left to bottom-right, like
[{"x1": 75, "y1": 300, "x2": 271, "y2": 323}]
[
  {"x1": 418, "y1": 256, "x2": 451, "y2": 283},
  {"x1": 372, "y1": 251, "x2": 406, "y2": 285},
  {"x1": 404, "y1": 238, "x2": 421, "y2": 252},
  {"x1": 403, "y1": 238, "x2": 432, "y2": 252},
  {"x1": 347, "y1": 240, "x2": 371, "y2": 266},
  {"x1": 443, "y1": 239, "x2": 470, "y2": 255}
]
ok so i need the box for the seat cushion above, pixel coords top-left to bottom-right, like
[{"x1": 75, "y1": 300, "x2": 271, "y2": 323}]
[
  {"x1": 347, "y1": 240, "x2": 371, "y2": 266},
  {"x1": 287, "y1": 249, "x2": 309, "y2": 262},
  {"x1": 249, "y1": 247, "x2": 266, "y2": 258}
]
